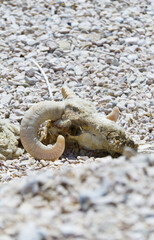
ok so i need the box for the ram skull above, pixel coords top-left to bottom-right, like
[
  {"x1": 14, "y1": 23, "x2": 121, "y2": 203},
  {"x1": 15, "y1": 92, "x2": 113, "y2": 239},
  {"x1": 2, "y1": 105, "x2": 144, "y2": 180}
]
[{"x1": 20, "y1": 86, "x2": 138, "y2": 160}]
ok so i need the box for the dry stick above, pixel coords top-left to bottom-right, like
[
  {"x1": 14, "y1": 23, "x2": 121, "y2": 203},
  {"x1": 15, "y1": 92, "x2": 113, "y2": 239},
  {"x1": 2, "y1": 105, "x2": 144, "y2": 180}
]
[
  {"x1": 32, "y1": 59, "x2": 54, "y2": 101},
  {"x1": 0, "y1": 161, "x2": 25, "y2": 171}
]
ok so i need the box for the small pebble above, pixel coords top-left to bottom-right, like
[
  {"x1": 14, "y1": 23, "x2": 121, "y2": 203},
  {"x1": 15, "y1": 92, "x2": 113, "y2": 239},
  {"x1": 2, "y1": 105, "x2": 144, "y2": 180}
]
[
  {"x1": 25, "y1": 68, "x2": 35, "y2": 78},
  {"x1": 58, "y1": 40, "x2": 71, "y2": 50},
  {"x1": 25, "y1": 77, "x2": 37, "y2": 85},
  {"x1": 78, "y1": 21, "x2": 91, "y2": 31},
  {"x1": 125, "y1": 37, "x2": 139, "y2": 45}
]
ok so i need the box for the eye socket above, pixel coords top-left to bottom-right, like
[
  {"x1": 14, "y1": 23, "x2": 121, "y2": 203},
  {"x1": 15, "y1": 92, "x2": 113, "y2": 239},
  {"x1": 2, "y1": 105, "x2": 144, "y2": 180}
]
[
  {"x1": 72, "y1": 107, "x2": 79, "y2": 112},
  {"x1": 68, "y1": 124, "x2": 82, "y2": 136},
  {"x1": 115, "y1": 136, "x2": 120, "y2": 140},
  {"x1": 68, "y1": 105, "x2": 79, "y2": 112}
]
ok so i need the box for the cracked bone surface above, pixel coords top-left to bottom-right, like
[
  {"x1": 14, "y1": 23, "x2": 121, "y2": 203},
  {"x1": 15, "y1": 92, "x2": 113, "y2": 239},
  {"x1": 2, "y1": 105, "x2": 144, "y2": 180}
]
[
  {"x1": 20, "y1": 101, "x2": 65, "y2": 161},
  {"x1": 20, "y1": 86, "x2": 138, "y2": 160}
]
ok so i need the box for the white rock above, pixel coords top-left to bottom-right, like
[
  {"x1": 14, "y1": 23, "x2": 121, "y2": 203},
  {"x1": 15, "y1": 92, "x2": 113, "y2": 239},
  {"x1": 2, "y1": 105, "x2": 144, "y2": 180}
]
[
  {"x1": 79, "y1": 21, "x2": 91, "y2": 31},
  {"x1": 125, "y1": 37, "x2": 139, "y2": 45},
  {"x1": 25, "y1": 77, "x2": 37, "y2": 85},
  {"x1": 39, "y1": 46, "x2": 49, "y2": 52},
  {"x1": 74, "y1": 66, "x2": 83, "y2": 76},
  {"x1": 26, "y1": 39, "x2": 37, "y2": 46},
  {"x1": 59, "y1": 27, "x2": 70, "y2": 34},
  {"x1": 94, "y1": 38, "x2": 107, "y2": 46},
  {"x1": 25, "y1": 68, "x2": 35, "y2": 78},
  {"x1": 77, "y1": 34, "x2": 87, "y2": 41},
  {"x1": 0, "y1": 93, "x2": 12, "y2": 105},
  {"x1": 147, "y1": 73, "x2": 154, "y2": 80},
  {"x1": 112, "y1": 58, "x2": 119, "y2": 66},
  {"x1": 60, "y1": 223, "x2": 85, "y2": 237},
  {"x1": 47, "y1": 41, "x2": 58, "y2": 51},
  {"x1": 127, "y1": 54, "x2": 138, "y2": 61},
  {"x1": 18, "y1": 222, "x2": 46, "y2": 240},
  {"x1": 82, "y1": 77, "x2": 93, "y2": 86},
  {"x1": 114, "y1": 91, "x2": 123, "y2": 97},
  {"x1": 58, "y1": 40, "x2": 71, "y2": 50}
]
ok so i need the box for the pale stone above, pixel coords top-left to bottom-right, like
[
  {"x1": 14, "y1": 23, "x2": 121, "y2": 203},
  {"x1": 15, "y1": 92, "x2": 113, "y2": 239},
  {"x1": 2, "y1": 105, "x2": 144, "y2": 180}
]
[
  {"x1": 58, "y1": 40, "x2": 71, "y2": 50},
  {"x1": 125, "y1": 37, "x2": 139, "y2": 45},
  {"x1": 79, "y1": 21, "x2": 91, "y2": 31},
  {"x1": 0, "y1": 93, "x2": 12, "y2": 105},
  {"x1": 82, "y1": 77, "x2": 93, "y2": 86},
  {"x1": 74, "y1": 66, "x2": 83, "y2": 76}
]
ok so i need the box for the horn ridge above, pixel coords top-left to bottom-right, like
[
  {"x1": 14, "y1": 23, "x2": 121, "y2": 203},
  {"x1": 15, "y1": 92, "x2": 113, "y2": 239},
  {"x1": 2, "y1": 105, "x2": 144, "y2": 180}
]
[{"x1": 20, "y1": 101, "x2": 65, "y2": 161}]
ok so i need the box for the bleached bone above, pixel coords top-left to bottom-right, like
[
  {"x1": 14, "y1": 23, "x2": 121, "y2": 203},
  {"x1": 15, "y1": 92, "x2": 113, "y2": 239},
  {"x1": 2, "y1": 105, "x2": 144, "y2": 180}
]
[
  {"x1": 20, "y1": 86, "x2": 138, "y2": 160},
  {"x1": 0, "y1": 119, "x2": 23, "y2": 160}
]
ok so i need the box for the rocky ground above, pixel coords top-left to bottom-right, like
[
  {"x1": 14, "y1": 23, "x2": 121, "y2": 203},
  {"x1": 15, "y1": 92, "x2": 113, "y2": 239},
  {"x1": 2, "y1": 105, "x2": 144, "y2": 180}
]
[
  {"x1": 0, "y1": 154, "x2": 154, "y2": 240},
  {"x1": 0, "y1": 0, "x2": 154, "y2": 239}
]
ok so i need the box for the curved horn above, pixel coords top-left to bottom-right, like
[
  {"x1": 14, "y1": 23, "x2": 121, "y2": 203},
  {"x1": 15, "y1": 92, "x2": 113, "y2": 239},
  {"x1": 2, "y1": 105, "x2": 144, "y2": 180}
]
[
  {"x1": 106, "y1": 106, "x2": 119, "y2": 122},
  {"x1": 20, "y1": 101, "x2": 65, "y2": 161}
]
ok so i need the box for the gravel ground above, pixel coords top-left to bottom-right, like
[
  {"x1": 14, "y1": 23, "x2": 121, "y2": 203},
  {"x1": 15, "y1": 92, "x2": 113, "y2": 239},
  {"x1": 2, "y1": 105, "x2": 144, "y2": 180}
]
[
  {"x1": 0, "y1": 154, "x2": 154, "y2": 240},
  {"x1": 0, "y1": 0, "x2": 154, "y2": 239}
]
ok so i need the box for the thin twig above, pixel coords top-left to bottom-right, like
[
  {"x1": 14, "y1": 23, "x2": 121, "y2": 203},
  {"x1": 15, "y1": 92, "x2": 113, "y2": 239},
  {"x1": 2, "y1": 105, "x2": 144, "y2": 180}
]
[
  {"x1": 32, "y1": 59, "x2": 54, "y2": 101},
  {"x1": 0, "y1": 161, "x2": 25, "y2": 171}
]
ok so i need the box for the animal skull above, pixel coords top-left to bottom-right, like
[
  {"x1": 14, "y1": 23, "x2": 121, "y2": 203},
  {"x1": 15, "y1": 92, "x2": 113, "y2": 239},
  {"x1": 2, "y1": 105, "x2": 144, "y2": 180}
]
[{"x1": 20, "y1": 86, "x2": 138, "y2": 160}]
